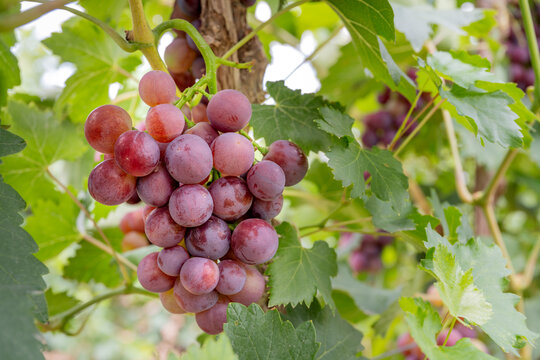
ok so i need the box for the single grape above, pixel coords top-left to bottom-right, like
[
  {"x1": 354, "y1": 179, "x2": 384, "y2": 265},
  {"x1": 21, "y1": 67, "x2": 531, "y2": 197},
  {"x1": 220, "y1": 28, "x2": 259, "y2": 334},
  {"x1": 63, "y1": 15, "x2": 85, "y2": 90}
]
[
  {"x1": 136, "y1": 164, "x2": 177, "y2": 207},
  {"x1": 180, "y1": 257, "x2": 220, "y2": 295},
  {"x1": 114, "y1": 130, "x2": 160, "y2": 177},
  {"x1": 170, "y1": 0, "x2": 195, "y2": 25},
  {"x1": 507, "y1": 44, "x2": 530, "y2": 64},
  {"x1": 160, "y1": 289, "x2": 186, "y2": 314},
  {"x1": 216, "y1": 260, "x2": 246, "y2": 295},
  {"x1": 169, "y1": 184, "x2": 214, "y2": 227},
  {"x1": 157, "y1": 245, "x2": 190, "y2": 276},
  {"x1": 137, "y1": 252, "x2": 176, "y2": 293},
  {"x1": 251, "y1": 195, "x2": 283, "y2": 220},
  {"x1": 195, "y1": 296, "x2": 230, "y2": 334},
  {"x1": 263, "y1": 140, "x2": 308, "y2": 186},
  {"x1": 185, "y1": 216, "x2": 231, "y2": 259},
  {"x1": 231, "y1": 219, "x2": 278, "y2": 265},
  {"x1": 377, "y1": 87, "x2": 391, "y2": 105},
  {"x1": 165, "y1": 134, "x2": 213, "y2": 184},
  {"x1": 171, "y1": 70, "x2": 195, "y2": 92},
  {"x1": 381, "y1": 130, "x2": 397, "y2": 146},
  {"x1": 139, "y1": 70, "x2": 177, "y2": 107},
  {"x1": 211, "y1": 133, "x2": 254, "y2": 176},
  {"x1": 207, "y1": 89, "x2": 252, "y2": 132},
  {"x1": 185, "y1": 122, "x2": 218, "y2": 146},
  {"x1": 191, "y1": 103, "x2": 208, "y2": 123},
  {"x1": 177, "y1": 0, "x2": 201, "y2": 17},
  {"x1": 119, "y1": 209, "x2": 145, "y2": 234},
  {"x1": 145, "y1": 207, "x2": 186, "y2": 248},
  {"x1": 146, "y1": 104, "x2": 186, "y2": 143},
  {"x1": 121, "y1": 231, "x2": 148, "y2": 251},
  {"x1": 85, "y1": 105, "x2": 132, "y2": 154},
  {"x1": 88, "y1": 159, "x2": 136, "y2": 205},
  {"x1": 364, "y1": 111, "x2": 393, "y2": 130},
  {"x1": 126, "y1": 191, "x2": 141, "y2": 204},
  {"x1": 436, "y1": 329, "x2": 464, "y2": 347},
  {"x1": 173, "y1": 277, "x2": 218, "y2": 313},
  {"x1": 165, "y1": 37, "x2": 197, "y2": 74},
  {"x1": 228, "y1": 265, "x2": 265, "y2": 306},
  {"x1": 246, "y1": 160, "x2": 285, "y2": 201},
  {"x1": 191, "y1": 57, "x2": 206, "y2": 79},
  {"x1": 208, "y1": 176, "x2": 253, "y2": 221},
  {"x1": 361, "y1": 129, "x2": 379, "y2": 148},
  {"x1": 186, "y1": 19, "x2": 201, "y2": 52}
]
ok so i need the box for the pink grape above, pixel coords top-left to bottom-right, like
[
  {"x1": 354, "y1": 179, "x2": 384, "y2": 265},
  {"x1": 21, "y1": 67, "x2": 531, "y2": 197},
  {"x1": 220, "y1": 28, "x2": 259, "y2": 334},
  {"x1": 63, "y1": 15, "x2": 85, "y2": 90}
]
[
  {"x1": 85, "y1": 105, "x2": 132, "y2": 154},
  {"x1": 146, "y1": 104, "x2": 186, "y2": 143},
  {"x1": 185, "y1": 216, "x2": 231, "y2": 260},
  {"x1": 88, "y1": 159, "x2": 136, "y2": 206},
  {"x1": 211, "y1": 133, "x2": 254, "y2": 176},
  {"x1": 228, "y1": 265, "x2": 265, "y2": 306},
  {"x1": 165, "y1": 134, "x2": 213, "y2": 184},
  {"x1": 173, "y1": 278, "x2": 218, "y2": 313},
  {"x1": 139, "y1": 70, "x2": 177, "y2": 107},
  {"x1": 121, "y1": 231, "x2": 148, "y2": 251},
  {"x1": 136, "y1": 164, "x2": 177, "y2": 207},
  {"x1": 169, "y1": 184, "x2": 214, "y2": 227},
  {"x1": 207, "y1": 89, "x2": 252, "y2": 132},
  {"x1": 137, "y1": 252, "x2": 176, "y2": 293},
  {"x1": 246, "y1": 160, "x2": 285, "y2": 201},
  {"x1": 185, "y1": 122, "x2": 218, "y2": 146},
  {"x1": 160, "y1": 289, "x2": 186, "y2": 314},
  {"x1": 119, "y1": 209, "x2": 145, "y2": 234},
  {"x1": 216, "y1": 260, "x2": 246, "y2": 295},
  {"x1": 264, "y1": 140, "x2": 308, "y2": 186},
  {"x1": 251, "y1": 195, "x2": 283, "y2": 220},
  {"x1": 195, "y1": 296, "x2": 230, "y2": 334},
  {"x1": 208, "y1": 176, "x2": 253, "y2": 221},
  {"x1": 165, "y1": 37, "x2": 197, "y2": 73},
  {"x1": 144, "y1": 207, "x2": 186, "y2": 248},
  {"x1": 114, "y1": 130, "x2": 160, "y2": 177},
  {"x1": 180, "y1": 257, "x2": 220, "y2": 295},
  {"x1": 231, "y1": 219, "x2": 279, "y2": 265},
  {"x1": 157, "y1": 245, "x2": 190, "y2": 276}
]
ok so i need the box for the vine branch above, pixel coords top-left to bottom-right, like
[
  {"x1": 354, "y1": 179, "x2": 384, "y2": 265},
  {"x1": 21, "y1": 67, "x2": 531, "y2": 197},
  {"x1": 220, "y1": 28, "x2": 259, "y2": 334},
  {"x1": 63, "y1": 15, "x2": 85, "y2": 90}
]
[
  {"x1": 0, "y1": 0, "x2": 74, "y2": 32},
  {"x1": 518, "y1": 0, "x2": 540, "y2": 111}
]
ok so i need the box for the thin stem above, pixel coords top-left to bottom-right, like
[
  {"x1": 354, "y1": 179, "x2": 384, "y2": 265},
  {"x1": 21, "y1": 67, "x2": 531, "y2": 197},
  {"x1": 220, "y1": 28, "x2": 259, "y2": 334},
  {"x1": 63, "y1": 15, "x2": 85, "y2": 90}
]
[
  {"x1": 442, "y1": 317, "x2": 457, "y2": 346},
  {"x1": 81, "y1": 233, "x2": 137, "y2": 272},
  {"x1": 518, "y1": 0, "x2": 540, "y2": 111},
  {"x1": 388, "y1": 82, "x2": 427, "y2": 150},
  {"x1": 46, "y1": 168, "x2": 131, "y2": 283},
  {"x1": 482, "y1": 203, "x2": 515, "y2": 273},
  {"x1": 520, "y1": 234, "x2": 540, "y2": 289},
  {"x1": 216, "y1": 58, "x2": 254, "y2": 70},
  {"x1": 301, "y1": 218, "x2": 374, "y2": 237},
  {"x1": 239, "y1": 129, "x2": 268, "y2": 155},
  {"x1": 480, "y1": 149, "x2": 519, "y2": 205},
  {"x1": 402, "y1": 95, "x2": 437, "y2": 135},
  {"x1": 221, "y1": 0, "x2": 311, "y2": 60},
  {"x1": 0, "y1": 0, "x2": 74, "y2": 32},
  {"x1": 27, "y1": 0, "x2": 140, "y2": 52}
]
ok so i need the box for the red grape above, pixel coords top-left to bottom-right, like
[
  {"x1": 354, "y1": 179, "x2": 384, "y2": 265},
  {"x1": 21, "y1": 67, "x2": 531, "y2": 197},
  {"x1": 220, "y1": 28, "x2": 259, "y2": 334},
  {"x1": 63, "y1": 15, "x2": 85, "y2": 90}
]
[
  {"x1": 165, "y1": 37, "x2": 197, "y2": 74},
  {"x1": 263, "y1": 140, "x2": 308, "y2": 186},
  {"x1": 180, "y1": 257, "x2": 220, "y2": 295},
  {"x1": 185, "y1": 122, "x2": 218, "y2": 146},
  {"x1": 191, "y1": 103, "x2": 208, "y2": 123},
  {"x1": 88, "y1": 159, "x2": 136, "y2": 205},
  {"x1": 160, "y1": 289, "x2": 186, "y2": 314},
  {"x1": 231, "y1": 219, "x2": 278, "y2": 265},
  {"x1": 216, "y1": 260, "x2": 246, "y2": 295},
  {"x1": 165, "y1": 134, "x2": 213, "y2": 184},
  {"x1": 121, "y1": 231, "x2": 148, "y2": 251},
  {"x1": 173, "y1": 277, "x2": 218, "y2": 313},
  {"x1": 171, "y1": 70, "x2": 195, "y2": 92},
  {"x1": 207, "y1": 89, "x2": 252, "y2": 132},
  {"x1": 137, "y1": 252, "x2": 176, "y2": 293},
  {"x1": 195, "y1": 296, "x2": 230, "y2": 334},
  {"x1": 126, "y1": 191, "x2": 141, "y2": 204},
  {"x1": 169, "y1": 184, "x2": 214, "y2": 227},
  {"x1": 228, "y1": 265, "x2": 265, "y2": 306},
  {"x1": 185, "y1": 216, "x2": 231, "y2": 259},
  {"x1": 114, "y1": 130, "x2": 160, "y2": 177},
  {"x1": 136, "y1": 164, "x2": 177, "y2": 207},
  {"x1": 157, "y1": 245, "x2": 190, "y2": 276},
  {"x1": 208, "y1": 176, "x2": 253, "y2": 221},
  {"x1": 211, "y1": 133, "x2": 254, "y2": 176},
  {"x1": 246, "y1": 160, "x2": 285, "y2": 201},
  {"x1": 146, "y1": 104, "x2": 186, "y2": 143},
  {"x1": 139, "y1": 70, "x2": 177, "y2": 107},
  {"x1": 85, "y1": 105, "x2": 132, "y2": 154},
  {"x1": 251, "y1": 195, "x2": 283, "y2": 220},
  {"x1": 119, "y1": 209, "x2": 145, "y2": 234},
  {"x1": 145, "y1": 207, "x2": 186, "y2": 248}
]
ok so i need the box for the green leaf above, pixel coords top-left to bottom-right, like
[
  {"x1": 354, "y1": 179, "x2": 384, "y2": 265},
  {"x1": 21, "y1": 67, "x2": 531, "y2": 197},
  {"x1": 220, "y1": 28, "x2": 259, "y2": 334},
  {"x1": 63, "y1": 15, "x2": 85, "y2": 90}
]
[
  {"x1": 78, "y1": 0, "x2": 127, "y2": 25},
  {"x1": 180, "y1": 335, "x2": 237, "y2": 360},
  {"x1": 45, "y1": 289, "x2": 80, "y2": 317},
  {"x1": 267, "y1": 222, "x2": 337, "y2": 308},
  {"x1": 0, "y1": 37, "x2": 20, "y2": 106},
  {"x1": 393, "y1": 4, "x2": 487, "y2": 52},
  {"x1": 224, "y1": 303, "x2": 319, "y2": 360},
  {"x1": 0, "y1": 130, "x2": 48, "y2": 360},
  {"x1": 283, "y1": 299, "x2": 364, "y2": 360},
  {"x1": 251, "y1": 81, "x2": 333, "y2": 153},
  {"x1": 365, "y1": 196, "x2": 415, "y2": 232},
  {"x1": 326, "y1": 0, "x2": 416, "y2": 102},
  {"x1": 0, "y1": 101, "x2": 86, "y2": 202},
  {"x1": 332, "y1": 265, "x2": 401, "y2": 315},
  {"x1": 399, "y1": 212, "x2": 440, "y2": 251},
  {"x1": 427, "y1": 51, "x2": 496, "y2": 89},
  {"x1": 326, "y1": 138, "x2": 409, "y2": 212},
  {"x1": 316, "y1": 107, "x2": 354, "y2": 138},
  {"x1": 42, "y1": 17, "x2": 140, "y2": 122},
  {"x1": 443, "y1": 206, "x2": 462, "y2": 244},
  {"x1": 400, "y1": 297, "x2": 498, "y2": 360},
  {"x1": 0, "y1": 127, "x2": 25, "y2": 156}
]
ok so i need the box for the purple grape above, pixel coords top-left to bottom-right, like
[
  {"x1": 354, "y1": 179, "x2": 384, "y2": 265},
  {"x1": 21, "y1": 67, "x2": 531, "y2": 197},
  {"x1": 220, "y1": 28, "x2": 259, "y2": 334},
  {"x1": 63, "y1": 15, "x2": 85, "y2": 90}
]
[
  {"x1": 191, "y1": 57, "x2": 206, "y2": 79},
  {"x1": 177, "y1": 0, "x2": 200, "y2": 17},
  {"x1": 207, "y1": 89, "x2": 252, "y2": 132},
  {"x1": 251, "y1": 195, "x2": 283, "y2": 220},
  {"x1": 126, "y1": 191, "x2": 141, "y2": 204},
  {"x1": 88, "y1": 159, "x2": 136, "y2": 206},
  {"x1": 263, "y1": 140, "x2": 308, "y2": 186},
  {"x1": 145, "y1": 207, "x2": 186, "y2": 248},
  {"x1": 85, "y1": 105, "x2": 132, "y2": 154},
  {"x1": 185, "y1": 216, "x2": 231, "y2": 259},
  {"x1": 169, "y1": 184, "x2": 214, "y2": 227},
  {"x1": 216, "y1": 260, "x2": 246, "y2": 295},
  {"x1": 173, "y1": 277, "x2": 218, "y2": 313},
  {"x1": 157, "y1": 245, "x2": 190, "y2": 276},
  {"x1": 377, "y1": 87, "x2": 391, "y2": 104},
  {"x1": 364, "y1": 111, "x2": 393, "y2": 130},
  {"x1": 361, "y1": 130, "x2": 379, "y2": 148},
  {"x1": 139, "y1": 70, "x2": 177, "y2": 107},
  {"x1": 185, "y1": 122, "x2": 218, "y2": 146},
  {"x1": 165, "y1": 134, "x2": 213, "y2": 184},
  {"x1": 228, "y1": 265, "x2": 265, "y2": 306},
  {"x1": 137, "y1": 252, "x2": 176, "y2": 293},
  {"x1": 231, "y1": 219, "x2": 278, "y2": 265},
  {"x1": 246, "y1": 160, "x2": 285, "y2": 201},
  {"x1": 507, "y1": 44, "x2": 530, "y2": 64},
  {"x1": 212, "y1": 133, "x2": 255, "y2": 176},
  {"x1": 180, "y1": 257, "x2": 220, "y2": 295},
  {"x1": 165, "y1": 37, "x2": 197, "y2": 73},
  {"x1": 136, "y1": 164, "x2": 177, "y2": 207},
  {"x1": 208, "y1": 176, "x2": 253, "y2": 221},
  {"x1": 114, "y1": 130, "x2": 160, "y2": 177},
  {"x1": 196, "y1": 296, "x2": 230, "y2": 334}
]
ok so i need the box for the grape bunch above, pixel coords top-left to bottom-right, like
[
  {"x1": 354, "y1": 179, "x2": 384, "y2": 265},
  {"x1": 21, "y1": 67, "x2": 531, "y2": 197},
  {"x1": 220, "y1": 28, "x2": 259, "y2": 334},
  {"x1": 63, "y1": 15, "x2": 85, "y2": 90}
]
[
  {"x1": 506, "y1": 2, "x2": 540, "y2": 90},
  {"x1": 361, "y1": 70, "x2": 429, "y2": 149},
  {"x1": 84, "y1": 70, "x2": 308, "y2": 335},
  {"x1": 347, "y1": 233, "x2": 393, "y2": 273}
]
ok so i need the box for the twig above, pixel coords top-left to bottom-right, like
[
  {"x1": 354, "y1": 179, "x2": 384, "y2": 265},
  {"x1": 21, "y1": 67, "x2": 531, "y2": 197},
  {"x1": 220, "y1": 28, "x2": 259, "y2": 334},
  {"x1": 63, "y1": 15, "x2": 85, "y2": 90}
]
[
  {"x1": 239, "y1": 129, "x2": 268, "y2": 155},
  {"x1": 480, "y1": 149, "x2": 519, "y2": 205},
  {"x1": 482, "y1": 203, "x2": 515, "y2": 273},
  {"x1": 81, "y1": 234, "x2": 137, "y2": 272},
  {"x1": 0, "y1": 0, "x2": 74, "y2": 32},
  {"x1": 518, "y1": 0, "x2": 540, "y2": 111}
]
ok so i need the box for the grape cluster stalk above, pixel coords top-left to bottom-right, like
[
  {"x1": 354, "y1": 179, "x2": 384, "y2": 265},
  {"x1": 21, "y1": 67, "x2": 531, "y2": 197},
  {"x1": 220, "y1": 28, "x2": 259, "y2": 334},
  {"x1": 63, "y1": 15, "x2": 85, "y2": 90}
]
[{"x1": 84, "y1": 68, "x2": 308, "y2": 335}]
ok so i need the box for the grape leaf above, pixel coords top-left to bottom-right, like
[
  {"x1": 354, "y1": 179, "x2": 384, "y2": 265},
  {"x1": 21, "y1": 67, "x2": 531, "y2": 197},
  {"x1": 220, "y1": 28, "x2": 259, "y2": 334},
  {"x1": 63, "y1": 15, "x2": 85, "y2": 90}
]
[
  {"x1": 424, "y1": 228, "x2": 539, "y2": 355},
  {"x1": 326, "y1": 0, "x2": 416, "y2": 102},
  {"x1": 400, "y1": 297, "x2": 498, "y2": 360},
  {"x1": 427, "y1": 51, "x2": 496, "y2": 89},
  {"x1": 180, "y1": 335, "x2": 237, "y2": 360},
  {"x1": 316, "y1": 107, "x2": 354, "y2": 138},
  {"x1": 42, "y1": 17, "x2": 141, "y2": 122},
  {"x1": 45, "y1": 289, "x2": 80, "y2": 317},
  {"x1": 266, "y1": 222, "x2": 337, "y2": 308},
  {"x1": 365, "y1": 196, "x2": 415, "y2": 232},
  {"x1": 0, "y1": 130, "x2": 47, "y2": 360},
  {"x1": 0, "y1": 101, "x2": 86, "y2": 202},
  {"x1": 326, "y1": 137, "x2": 409, "y2": 212},
  {"x1": 393, "y1": 4, "x2": 487, "y2": 52},
  {"x1": 78, "y1": 0, "x2": 127, "y2": 25},
  {"x1": 283, "y1": 299, "x2": 364, "y2": 360},
  {"x1": 399, "y1": 212, "x2": 440, "y2": 251},
  {"x1": 224, "y1": 303, "x2": 319, "y2": 360},
  {"x1": 0, "y1": 37, "x2": 20, "y2": 106},
  {"x1": 251, "y1": 81, "x2": 334, "y2": 153}
]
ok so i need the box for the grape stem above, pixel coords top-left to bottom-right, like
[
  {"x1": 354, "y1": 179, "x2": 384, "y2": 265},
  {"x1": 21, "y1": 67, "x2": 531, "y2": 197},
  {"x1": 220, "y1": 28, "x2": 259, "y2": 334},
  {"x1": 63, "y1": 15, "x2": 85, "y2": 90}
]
[
  {"x1": 239, "y1": 129, "x2": 268, "y2": 155},
  {"x1": 0, "y1": 0, "x2": 74, "y2": 32},
  {"x1": 441, "y1": 317, "x2": 457, "y2": 346},
  {"x1": 518, "y1": 0, "x2": 540, "y2": 111}
]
